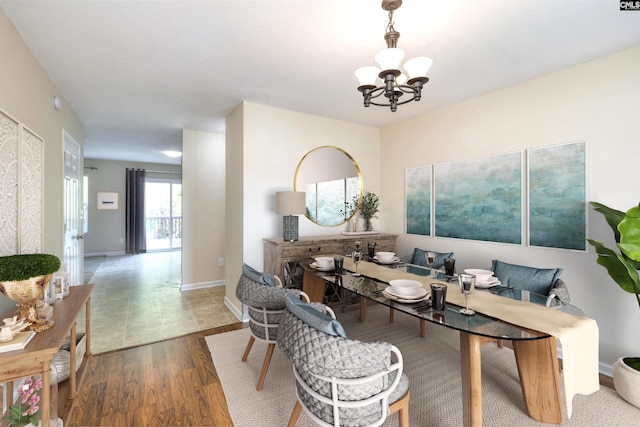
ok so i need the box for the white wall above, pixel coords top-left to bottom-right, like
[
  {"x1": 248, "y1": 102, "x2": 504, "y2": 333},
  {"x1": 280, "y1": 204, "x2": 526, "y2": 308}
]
[
  {"x1": 380, "y1": 45, "x2": 640, "y2": 371},
  {"x1": 182, "y1": 129, "x2": 225, "y2": 288},
  {"x1": 83, "y1": 158, "x2": 182, "y2": 255},
  {"x1": 0, "y1": 10, "x2": 84, "y2": 313},
  {"x1": 225, "y1": 102, "x2": 381, "y2": 314}
]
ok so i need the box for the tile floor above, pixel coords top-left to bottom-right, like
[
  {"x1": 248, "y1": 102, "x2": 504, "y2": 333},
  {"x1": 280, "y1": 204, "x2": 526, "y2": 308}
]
[{"x1": 80, "y1": 251, "x2": 239, "y2": 354}]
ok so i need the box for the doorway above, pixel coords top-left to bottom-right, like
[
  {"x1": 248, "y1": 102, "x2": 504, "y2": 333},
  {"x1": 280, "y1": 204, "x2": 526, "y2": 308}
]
[{"x1": 145, "y1": 179, "x2": 182, "y2": 251}]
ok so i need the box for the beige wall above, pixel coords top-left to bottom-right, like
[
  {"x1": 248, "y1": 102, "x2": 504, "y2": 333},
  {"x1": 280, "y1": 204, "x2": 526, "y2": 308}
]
[
  {"x1": 0, "y1": 10, "x2": 84, "y2": 313},
  {"x1": 83, "y1": 158, "x2": 182, "y2": 255},
  {"x1": 224, "y1": 102, "x2": 381, "y2": 316},
  {"x1": 182, "y1": 129, "x2": 225, "y2": 288},
  {"x1": 380, "y1": 45, "x2": 640, "y2": 371}
]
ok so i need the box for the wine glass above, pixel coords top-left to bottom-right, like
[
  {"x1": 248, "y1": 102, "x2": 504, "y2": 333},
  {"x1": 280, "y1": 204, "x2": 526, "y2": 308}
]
[
  {"x1": 352, "y1": 250, "x2": 362, "y2": 277},
  {"x1": 426, "y1": 251, "x2": 436, "y2": 278},
  {"x1": 458, "y1": 273, "x2": 476, "y2": 315}
]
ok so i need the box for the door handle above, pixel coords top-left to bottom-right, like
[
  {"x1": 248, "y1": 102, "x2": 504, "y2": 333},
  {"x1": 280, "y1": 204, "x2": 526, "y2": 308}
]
[{"x1": 73, "y1": 234, "x2": 84, "y2": 240}]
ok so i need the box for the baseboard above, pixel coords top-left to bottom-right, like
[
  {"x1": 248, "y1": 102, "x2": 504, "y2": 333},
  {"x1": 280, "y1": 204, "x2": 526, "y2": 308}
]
[
  {"x1": 181, "y1": 280, "x2": 225, "y2": 291},
  {"x1": 85, "y1": 251, "x2": 126, "y2": 257},
  {"x1": 224, "y1": 295, "x2": 245, "y2": 322}
]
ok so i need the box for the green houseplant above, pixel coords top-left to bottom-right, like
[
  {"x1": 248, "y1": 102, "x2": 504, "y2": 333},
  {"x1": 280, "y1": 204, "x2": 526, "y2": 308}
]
[
  {"x1": 587, "y1": 201, "x2": 640, "y2": 408},
  {"x1": 355, "y1": 190, "x2": 380, "y2": 232},
  {"x1": 0, "y1": 254, "x2": 60, "y2": 332}
]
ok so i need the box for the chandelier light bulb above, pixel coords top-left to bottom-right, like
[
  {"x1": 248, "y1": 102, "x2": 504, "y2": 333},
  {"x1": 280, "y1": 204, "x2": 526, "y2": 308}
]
[
  {"x1": 355, "y1": 66, "x2": 381, "y2": 86},
  {"x1": 375, "y1": 47, "x2": 405, "y2": 72},
  {"x1": 403, "y1": 56, "x2": 433, "y2": 79},
  {"x1": 396, "y1": 73, "x2": 407, "y2": 85}
]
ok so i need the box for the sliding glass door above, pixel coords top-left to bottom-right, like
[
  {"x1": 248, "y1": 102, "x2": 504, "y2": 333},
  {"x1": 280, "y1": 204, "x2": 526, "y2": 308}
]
[{"x1": 145, "y1": 179, "x2": 182, "y2": 251}]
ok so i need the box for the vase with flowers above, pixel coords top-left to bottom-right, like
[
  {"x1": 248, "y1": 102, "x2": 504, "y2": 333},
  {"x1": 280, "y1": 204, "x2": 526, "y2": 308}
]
[
  {"x1": 4, "y1": 376, "x2": 42, "y2": 427},
  {"x1": 354, "y1": 190, "x2": 380, "y2": 232}
]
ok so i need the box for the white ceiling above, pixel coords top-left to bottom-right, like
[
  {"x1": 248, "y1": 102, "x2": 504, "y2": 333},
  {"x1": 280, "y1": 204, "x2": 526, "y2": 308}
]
[{"x1": 2, "y1": 1, "x2": 639, "y2": 165}]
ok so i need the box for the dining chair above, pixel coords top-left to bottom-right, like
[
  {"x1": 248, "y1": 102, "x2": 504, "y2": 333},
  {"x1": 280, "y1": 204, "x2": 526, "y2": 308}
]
[
  {"x1": 235, "y1": 264, "x2": 309, "y2": 391},
  {"x1": 278, "y1": 294, "x2": 410, "y2": 427}
]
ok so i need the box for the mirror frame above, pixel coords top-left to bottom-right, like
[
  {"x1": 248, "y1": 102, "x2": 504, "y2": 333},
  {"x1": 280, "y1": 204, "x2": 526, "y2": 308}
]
[{"x1": 294, "y1": 146, "x2": 363, "y2": 227}]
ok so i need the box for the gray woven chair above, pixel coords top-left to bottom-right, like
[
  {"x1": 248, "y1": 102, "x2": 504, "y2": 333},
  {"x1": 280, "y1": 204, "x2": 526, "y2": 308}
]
[
  {"x1": 236, "y1": 272, "x2": 309, "y2": 391},
  {"x1": 278, "y1": 299, "x2": 410, "y2": 427}
]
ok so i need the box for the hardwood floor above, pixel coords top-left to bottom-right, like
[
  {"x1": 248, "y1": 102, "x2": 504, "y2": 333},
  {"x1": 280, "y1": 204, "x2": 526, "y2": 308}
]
[{"x1": 68, "y1": 322, "x2": 244, "y2": 426}]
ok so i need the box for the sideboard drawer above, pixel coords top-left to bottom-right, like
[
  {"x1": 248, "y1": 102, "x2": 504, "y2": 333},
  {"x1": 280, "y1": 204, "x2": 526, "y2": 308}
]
[{"x1": 281, "y1": 242, "x2": 344, "y2": 258}]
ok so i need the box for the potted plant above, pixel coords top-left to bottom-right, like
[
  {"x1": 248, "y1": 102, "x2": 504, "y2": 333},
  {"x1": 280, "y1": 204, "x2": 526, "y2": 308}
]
[
  {"x1": 354, "y1": 190, "x2": 380, "y2": 232},
  {"x1": 0, "y1": 254, "x2": 60, "y2": 332},
  {"x1": 587, "y1": 201, "x2": 640, "y2": 408}
]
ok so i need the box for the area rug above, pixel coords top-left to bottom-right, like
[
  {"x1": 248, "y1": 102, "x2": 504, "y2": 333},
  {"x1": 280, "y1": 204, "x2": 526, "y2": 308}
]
[{"x1": 206, "y1": 303, "x2": 640, "y2": 426}]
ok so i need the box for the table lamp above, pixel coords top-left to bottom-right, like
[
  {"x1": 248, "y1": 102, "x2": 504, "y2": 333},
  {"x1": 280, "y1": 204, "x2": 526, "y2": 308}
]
[{"x1": 276, "y1": 191, "x2": 306, "y2": 242}]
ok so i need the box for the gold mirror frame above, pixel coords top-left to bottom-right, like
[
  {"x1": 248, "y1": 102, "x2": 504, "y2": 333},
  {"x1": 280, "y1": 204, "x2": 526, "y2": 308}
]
[{"x1": 294, "y1": 146, "x2": 363, "y2": 227}]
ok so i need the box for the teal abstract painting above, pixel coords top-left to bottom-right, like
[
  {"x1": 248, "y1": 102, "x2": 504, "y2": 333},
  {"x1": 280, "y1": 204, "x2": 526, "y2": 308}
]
[
  {"x1": 434, "y1": 153, "x2": 522, "y2": 244},
  {"x1": 405, "y1": 166, "x2": 431, "y2": 235},
  {"x1": 528, "y1": 142, "x2": 586, "y2": 250}
]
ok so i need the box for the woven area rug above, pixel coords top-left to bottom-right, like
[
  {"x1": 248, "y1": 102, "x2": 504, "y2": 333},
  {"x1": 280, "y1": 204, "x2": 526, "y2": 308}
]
[{"x1": 206, "y1": 302, "x2": 640, "y2": 426}]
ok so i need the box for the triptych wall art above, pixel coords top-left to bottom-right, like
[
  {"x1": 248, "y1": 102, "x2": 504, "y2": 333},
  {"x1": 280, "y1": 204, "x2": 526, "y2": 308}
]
[{"x1": 405, "y1": 141, "x2": 586, "y2": 251}]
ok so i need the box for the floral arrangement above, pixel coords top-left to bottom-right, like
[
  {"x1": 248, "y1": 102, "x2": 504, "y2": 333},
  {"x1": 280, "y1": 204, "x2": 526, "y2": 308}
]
[
  {"x1": 354, "y1": 190, "x2": 380, "y2": 220},
  {"x1": 5, "y1": 377, "x2": 42, "y2": 426}
]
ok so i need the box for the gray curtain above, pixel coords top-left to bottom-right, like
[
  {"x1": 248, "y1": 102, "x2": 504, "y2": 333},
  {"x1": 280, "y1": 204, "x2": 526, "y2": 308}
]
[{"x1": 125, "y1": 168, "x2": 146, "y2": 254}]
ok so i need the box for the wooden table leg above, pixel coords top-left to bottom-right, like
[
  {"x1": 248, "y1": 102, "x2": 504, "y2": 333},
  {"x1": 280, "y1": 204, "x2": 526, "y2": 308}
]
[
  {"x1": 460, "y1": 332, "x2": 483, "y2": 427},
  {"x1": 359, "y1": 296, "x2": 366, "y2": 322},
  {"x1": 69, "y1": 323, "x2": 78, "y2": 399},
  {"x1": 512, "y1": 337, "x2": 562, "y2": 424},
  {"x1": 85, "y1": 297, "x2": 92, "y2": 357},
  {"x1": 41, "y1": 360, "x2": 51, "y2": 427},
  {"x1": 302, "y1": 270, "x2": 327, "y2": 303}
]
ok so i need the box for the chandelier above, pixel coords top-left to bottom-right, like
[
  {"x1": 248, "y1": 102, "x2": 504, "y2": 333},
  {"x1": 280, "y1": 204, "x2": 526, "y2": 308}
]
[{"x1": 355, "y1": 0, "x2": 432, "y2": 112}]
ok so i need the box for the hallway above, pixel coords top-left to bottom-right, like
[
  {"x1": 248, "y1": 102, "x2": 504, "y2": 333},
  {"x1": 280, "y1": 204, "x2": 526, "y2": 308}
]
[{"x1": 82, "y1": 251, "x2": 238, "y2": 354}]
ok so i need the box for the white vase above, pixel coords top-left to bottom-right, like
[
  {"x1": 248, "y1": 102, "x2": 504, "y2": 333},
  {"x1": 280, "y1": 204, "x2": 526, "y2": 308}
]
[{"x1": 613, "y1": 357, "x2": 640, "y2": 408}]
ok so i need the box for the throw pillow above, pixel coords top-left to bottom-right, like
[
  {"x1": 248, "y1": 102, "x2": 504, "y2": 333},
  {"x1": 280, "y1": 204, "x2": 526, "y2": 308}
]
[
  {"x1": 285, "y1": 294, "x2": 347, "y2": 338},
  {"x1": 411, "y1": 248, "x2": 454, "y2": 269},
  {"x1": 242, "y1": 263, "x2": 276, "y2": 286},
  {"x1": 491, "y1": 259, "x2": 563, "y2": 296}
]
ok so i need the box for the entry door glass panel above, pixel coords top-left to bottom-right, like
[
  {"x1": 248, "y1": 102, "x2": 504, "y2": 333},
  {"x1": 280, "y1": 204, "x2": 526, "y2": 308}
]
[{"x1": 145, "y1": 180, "x2": 182, "y2": 250}]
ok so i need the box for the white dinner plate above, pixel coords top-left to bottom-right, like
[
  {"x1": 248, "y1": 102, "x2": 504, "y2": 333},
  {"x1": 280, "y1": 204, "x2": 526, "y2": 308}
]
[
  {"x1": 382, "y1": 289, "x2": 429, "y2": 304},
  {"x1": 310, "y1": 262, "x2": 333, "y2": 272},
  {"x1": 384, "y1": 285, "x2": 427, "y2": 300},
  {"x1": 475, "y1": 279, "x2": 501, "y2": 289},
  {"x1": 374, "y1": 256, "x2": 400, "y2": 264}
]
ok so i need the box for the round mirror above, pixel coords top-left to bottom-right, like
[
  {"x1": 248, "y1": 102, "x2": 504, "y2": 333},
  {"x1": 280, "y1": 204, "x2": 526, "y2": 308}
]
[{"x1": 294, "y1": 146, "x2": 363, "y2": 227}]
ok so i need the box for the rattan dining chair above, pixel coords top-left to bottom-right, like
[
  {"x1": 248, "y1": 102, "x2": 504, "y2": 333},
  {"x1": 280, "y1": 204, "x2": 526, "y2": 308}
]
[
  {"x1": 235, "y1": 266, "x2": 309, "y2": 391},
  {"x1": 278, "y1": 295, "x2": 410, "y2": 427}
]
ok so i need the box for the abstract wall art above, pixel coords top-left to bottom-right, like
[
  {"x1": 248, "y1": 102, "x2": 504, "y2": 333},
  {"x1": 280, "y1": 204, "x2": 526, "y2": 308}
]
[
  {"x1": 405, "y1": 166, "x2": 431, "y2": 236},
  {"x1": 528, "y1": 141, "x2": 586, "y2": 250}
]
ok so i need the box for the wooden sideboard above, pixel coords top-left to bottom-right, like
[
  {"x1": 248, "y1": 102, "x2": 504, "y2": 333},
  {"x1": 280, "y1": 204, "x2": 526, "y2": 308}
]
[{"x1": 263, "y1": 233, "x2": 398, "y2": 283}]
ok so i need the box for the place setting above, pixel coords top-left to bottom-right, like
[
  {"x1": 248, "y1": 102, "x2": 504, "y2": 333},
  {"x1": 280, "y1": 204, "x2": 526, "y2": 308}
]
[
  {"x1": 372, "y1": 251, "x2": 400, "y2": 265},
  {"x1": 382, "y1": 279, "x2": 429, "y2": 303},
  {"x1": 464, "y1": 268, "x2": 501, "y2": 288}
]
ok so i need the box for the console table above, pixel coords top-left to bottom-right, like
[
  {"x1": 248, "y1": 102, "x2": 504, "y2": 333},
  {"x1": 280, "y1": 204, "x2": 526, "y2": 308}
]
[
  {"x1": 0, "y1": 284, "x2": 93, "y2": 427},
  {"x1": 263, "y1": 233, "x2": 398, "y2": 283}
]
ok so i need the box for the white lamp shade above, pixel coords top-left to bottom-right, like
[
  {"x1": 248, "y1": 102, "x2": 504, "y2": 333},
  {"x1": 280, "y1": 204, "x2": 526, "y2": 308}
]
[
  {"x1": 403, "y1": 56, "x2": 433, "y2": 79},
  {"x1": 276, "y1": 191, "x2": 306, "y2": 215},
  {"x1": 355, "y1": 66, "x2": 380, "y2": 86},
  {"x1": 375, "y1": 47, "x2": 405, "y2": 71},
  {"x1": 396, "y1": 73, "x2": 407, "y2": 85}
]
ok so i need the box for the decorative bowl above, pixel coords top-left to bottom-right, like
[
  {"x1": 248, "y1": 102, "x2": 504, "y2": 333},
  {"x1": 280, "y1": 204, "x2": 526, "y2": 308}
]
[
  {"x1": 376, "y1": 251, "x2": 396, "y2": 261},
  {"x1": 314, "y1": 257, "x2": 334, "y2": 267},
  {"x1": 389, "y1": 279, "x2": 422, "y2": 296},
  {"x1": 463, "y1": 269, "x2": 494, "y2": 283}
]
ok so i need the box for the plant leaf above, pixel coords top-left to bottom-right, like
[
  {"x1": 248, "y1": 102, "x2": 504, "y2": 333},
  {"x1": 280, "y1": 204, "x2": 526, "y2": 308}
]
[
  {"x1": 618, "y1": 204, "x2": 640, "y2": 262},
  {"x1": 587, "y1": 239, "x2": 640, "y2": 295},
  {"x1": 590, "y1": 201, "x2": 626, "y2": 243}
]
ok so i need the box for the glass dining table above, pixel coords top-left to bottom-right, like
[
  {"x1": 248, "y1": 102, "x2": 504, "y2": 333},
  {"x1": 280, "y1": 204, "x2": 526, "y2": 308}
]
[{"x1": 300, "y1": 258, "x2": 564, "y2": 427}]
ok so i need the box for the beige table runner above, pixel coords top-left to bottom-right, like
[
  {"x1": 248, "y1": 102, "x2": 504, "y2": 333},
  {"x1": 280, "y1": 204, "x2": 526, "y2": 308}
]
[{"x1": 339, "y1": 257, "x2": 599, "y2": 418}]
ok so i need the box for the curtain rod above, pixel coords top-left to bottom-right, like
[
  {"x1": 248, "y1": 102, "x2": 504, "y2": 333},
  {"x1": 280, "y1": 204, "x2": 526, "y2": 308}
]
[{"x1": 146, "y1": 169, "x2": 182, "y2": 175}]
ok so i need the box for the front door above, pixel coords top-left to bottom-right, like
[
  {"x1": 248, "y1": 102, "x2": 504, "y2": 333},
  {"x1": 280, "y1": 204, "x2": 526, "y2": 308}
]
[{"x1": 63, "y1": 131, "x2": 83, "y2": 285}]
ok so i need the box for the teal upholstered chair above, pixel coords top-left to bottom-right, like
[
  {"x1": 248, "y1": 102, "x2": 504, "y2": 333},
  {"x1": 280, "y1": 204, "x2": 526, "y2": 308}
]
[{"x1": 490, "y1": 259, "x2": 570, "y2": 306}]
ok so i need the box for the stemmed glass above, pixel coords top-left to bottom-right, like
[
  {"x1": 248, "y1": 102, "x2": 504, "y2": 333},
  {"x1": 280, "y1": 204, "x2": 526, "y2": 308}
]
[
  {"x1": 426, "y1": 251, "x2": 436, "y2": 278},
  {"x1": 458, "y1": 273, "x2": 476, "y2": 315},
  {"x1": 352, "y1": 250, "x2": 362, "y2": 277}
]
